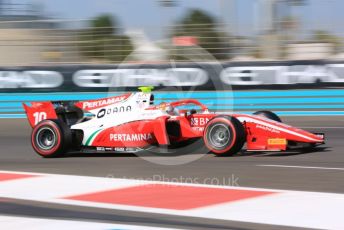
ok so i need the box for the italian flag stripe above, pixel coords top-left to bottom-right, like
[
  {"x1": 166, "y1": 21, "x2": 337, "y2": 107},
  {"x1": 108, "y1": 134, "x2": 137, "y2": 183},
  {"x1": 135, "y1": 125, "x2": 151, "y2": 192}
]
[{"x1": 85, "y1": 129, "x2": 102, "y2": 146}]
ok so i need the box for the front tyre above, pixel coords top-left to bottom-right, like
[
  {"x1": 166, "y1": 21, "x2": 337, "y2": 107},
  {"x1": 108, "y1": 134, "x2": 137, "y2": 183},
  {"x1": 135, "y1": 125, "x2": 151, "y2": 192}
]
[
  {"x1": 31, "y1": 119, "x2": 71, "y2": 158},
  {"x1": 203, "y1": 116, "x2": 246, "y2": 156}
]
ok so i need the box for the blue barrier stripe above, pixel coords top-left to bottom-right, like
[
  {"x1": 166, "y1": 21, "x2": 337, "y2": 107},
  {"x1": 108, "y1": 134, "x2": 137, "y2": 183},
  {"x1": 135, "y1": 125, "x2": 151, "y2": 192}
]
[
  {"x1": 6, "y1": 103, "x2": 344, "y2": 110},
  {"x1": 236, "y1": 104, "x2": 344, "y2": 109},
  {"x1": 1, "y1": 90, "x2": 344, "y2": 117},
  {"x1": 154, "y1": 97, "x2": 344, "y2": 104},
  {"x1": 0, "y1": 114, "x2": 26, "y2": 118},
  {"x1": 275, "y1": 111, "x2": 344, "y2": 116},
  {"x1": 155, "y1": 90, "x2": 344, "y2": 99},
  {"x1": 0, "y1": 94, "x2": 341, "y2": 103},
  {"x1": 233, "y1": 89, "x2": 344, "y2": 97},
  {"x1": 3, "y1": 89, "x2": 344, "y2": 101},
  {"x1": 163, "y1": 104, "x2": 344, "y2": 110},
  {"x1": 3, "y1": 111, "x2": 344, "y2": 119},
  {"x1": 0, "y1": 93, "x2": 120, "y2": 101},
  {"x1": 4, "y1": 104, "x2": 344, "y2": 113},
  {"x1": 241, "y1": 111, "x2": 344, "y2": 116},
  {"x1": 4, "y1": 102, "x2": 344, "y2": 111},
  {"x1": 7, "y1": 99, "x2": 344, "y2": 108},
  {"x1": 156, "y1": 97, "x2": 344, "y2": 104},
  {"x1": 0, "y1": 94, "x2": 111, "y2": 101},
  {"x1": 0, "y1": 102, "x2": 24, "y2": 107},
  {"x1": 0, "y1": 108, "x2": 24, "y2": 112},
  {"x1": 25, "y1": 98, "x2": 344, "y2": 105}
]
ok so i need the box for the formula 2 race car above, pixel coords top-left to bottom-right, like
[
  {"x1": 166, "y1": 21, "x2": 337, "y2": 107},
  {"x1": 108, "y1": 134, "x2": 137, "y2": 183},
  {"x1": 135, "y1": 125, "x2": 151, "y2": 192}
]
[{"x1": 23, "y1": 87, "x2": 325, "y2": 158}]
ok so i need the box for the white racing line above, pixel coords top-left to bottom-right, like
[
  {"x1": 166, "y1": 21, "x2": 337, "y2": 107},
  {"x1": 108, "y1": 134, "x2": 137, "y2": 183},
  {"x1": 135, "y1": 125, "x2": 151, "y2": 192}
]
[
  {"x1": 0, "y1": 215, "x2": 178, "y2": 230},
  {"x1": 299, "y1": 126, "x2": 344, "y2": 129},
  {"x1": 257, "y1": 165, "x2": 344, "y2": 171}
]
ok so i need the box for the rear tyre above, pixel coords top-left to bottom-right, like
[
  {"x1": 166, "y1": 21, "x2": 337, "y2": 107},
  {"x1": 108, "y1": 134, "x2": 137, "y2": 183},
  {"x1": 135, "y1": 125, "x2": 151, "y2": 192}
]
[
  {"x1": 253, "y1": 110, "x2": 282, "y2": 122},
  {"x1": 31, "y1": 119, "x2": 71, "y2": 158},
  {"x1": 203, "y1": 116, "x2": 246, "y2": 156}
]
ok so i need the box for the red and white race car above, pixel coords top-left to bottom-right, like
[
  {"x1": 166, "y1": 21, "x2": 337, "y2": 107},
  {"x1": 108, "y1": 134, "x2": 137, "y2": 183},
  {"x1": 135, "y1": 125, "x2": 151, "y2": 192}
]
[{"x1": 23, "y1": 88, "x2": 325, "y2": 158}]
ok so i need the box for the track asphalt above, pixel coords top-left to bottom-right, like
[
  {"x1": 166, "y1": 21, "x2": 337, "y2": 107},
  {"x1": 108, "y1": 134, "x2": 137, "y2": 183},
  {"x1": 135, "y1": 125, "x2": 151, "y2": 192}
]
[{"x1": 1, "y1": 117, "x2": 343, "y2": 229}]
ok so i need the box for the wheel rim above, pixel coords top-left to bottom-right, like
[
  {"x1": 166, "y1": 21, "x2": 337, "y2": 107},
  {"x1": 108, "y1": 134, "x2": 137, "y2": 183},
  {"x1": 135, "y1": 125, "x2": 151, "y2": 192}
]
[
  {"x1": 36, "y1": 127, "x2": 57, "y2": 150},
  {"x1": 208, "y1": 123, "x2": 231, "y2": 149}
]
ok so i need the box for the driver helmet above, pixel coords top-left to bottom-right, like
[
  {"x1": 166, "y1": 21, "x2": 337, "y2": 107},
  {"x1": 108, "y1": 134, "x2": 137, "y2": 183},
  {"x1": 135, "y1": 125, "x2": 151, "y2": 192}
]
[{"x1": 166, "y1": 105, "x2": 179, "y2": 115}]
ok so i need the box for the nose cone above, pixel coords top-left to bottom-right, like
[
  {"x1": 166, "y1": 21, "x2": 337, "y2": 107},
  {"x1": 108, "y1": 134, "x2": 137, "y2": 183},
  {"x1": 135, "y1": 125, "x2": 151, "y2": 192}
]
[{"x1": 283, "y1": 125, "x2": 324, "y2": 143}]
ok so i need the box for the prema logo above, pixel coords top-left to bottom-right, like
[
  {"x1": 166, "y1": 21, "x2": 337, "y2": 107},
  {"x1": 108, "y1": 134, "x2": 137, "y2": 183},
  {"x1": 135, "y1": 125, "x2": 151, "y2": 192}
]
[
  {"x1": 79, "y1": 94, "x2": 131, "y2": 110},
  {"x1": 110, "y1": 133, "x2": 153, "y2": 142}
]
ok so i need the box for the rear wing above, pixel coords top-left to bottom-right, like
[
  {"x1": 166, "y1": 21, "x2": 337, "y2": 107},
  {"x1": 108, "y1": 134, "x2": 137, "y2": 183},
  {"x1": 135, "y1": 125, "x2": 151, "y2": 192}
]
[{"x1": 22, "y1": 102, "x2": 58, "y2": 128}]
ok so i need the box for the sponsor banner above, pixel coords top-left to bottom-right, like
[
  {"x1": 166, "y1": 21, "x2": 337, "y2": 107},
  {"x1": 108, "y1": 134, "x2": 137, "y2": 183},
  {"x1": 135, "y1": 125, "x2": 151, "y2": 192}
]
[{"x1": 2, "y1": 60, "x2": 344, "y2": 92}]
